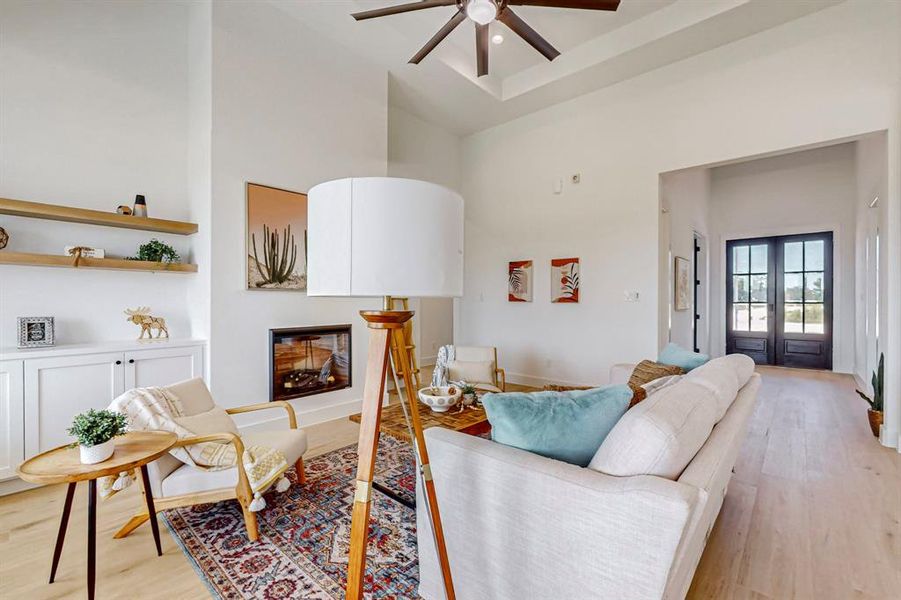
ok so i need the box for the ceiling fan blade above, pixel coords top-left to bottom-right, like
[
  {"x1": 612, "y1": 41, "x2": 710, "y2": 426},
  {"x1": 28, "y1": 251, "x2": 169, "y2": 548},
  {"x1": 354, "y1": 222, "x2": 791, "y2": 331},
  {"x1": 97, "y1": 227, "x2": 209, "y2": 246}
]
[
  {"x1": 506, "y1": 0, "x2": 620, "y2": 10},
  {"x1": 498, "y1": 7, "x2": 560, "y2": 61},
  {"x1": 409, "y1": 10, "x2": 467, "y2": 64},
  {"x1": 352, "y1": 0, "x2": 457, "y2": 21},
  {"x1": 476, "y1": 23, "x2": 489, "y2": 77}
]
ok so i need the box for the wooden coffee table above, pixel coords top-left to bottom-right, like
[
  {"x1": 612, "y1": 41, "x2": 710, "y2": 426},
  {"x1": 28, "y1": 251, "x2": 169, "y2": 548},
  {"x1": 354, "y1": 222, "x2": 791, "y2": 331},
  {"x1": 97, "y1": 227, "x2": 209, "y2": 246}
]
[
  {"x1": 17, "y1": 431, "x2": 177, "y2": 600},
  {"x1": 349, "y1": 399, "x2": 490, "y2": 442}
]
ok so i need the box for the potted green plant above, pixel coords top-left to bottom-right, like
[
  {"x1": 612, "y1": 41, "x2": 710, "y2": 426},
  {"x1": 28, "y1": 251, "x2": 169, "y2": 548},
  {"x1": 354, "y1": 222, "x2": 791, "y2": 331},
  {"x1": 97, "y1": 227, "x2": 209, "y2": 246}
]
[
  {"x1": 67, "y1": 409, "x2": 128, "y2": 464},
  {"x1": 856, "y1": 353, "x2": 884, "y2": 438},
  {"x1": 127, "y1": 239, "x2": 181, "y2": 263},
  {"x1": 461, "y1": 383, "x2": 478, "y2": 406}
]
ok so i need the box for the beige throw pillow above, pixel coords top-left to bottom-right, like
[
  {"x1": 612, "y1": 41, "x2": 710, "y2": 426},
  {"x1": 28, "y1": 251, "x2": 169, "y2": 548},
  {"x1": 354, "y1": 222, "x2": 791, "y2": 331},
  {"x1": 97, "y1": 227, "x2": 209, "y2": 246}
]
[{"x1": 174, "y1": 406, "x2": 239, "y2": 437}]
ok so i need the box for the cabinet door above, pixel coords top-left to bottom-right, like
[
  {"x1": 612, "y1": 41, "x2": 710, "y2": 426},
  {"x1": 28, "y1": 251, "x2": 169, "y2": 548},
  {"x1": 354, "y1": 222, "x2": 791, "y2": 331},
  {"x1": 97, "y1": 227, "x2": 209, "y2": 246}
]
[
  {"x1": 124, "y1": 345, "x2": 204, "y2": 390},
  {"x1": 0, "y1": 360, "x2": 25, "y2": 481},
  {"x1": 24, "y1": 352, "x2": 125, "y2": 458}
]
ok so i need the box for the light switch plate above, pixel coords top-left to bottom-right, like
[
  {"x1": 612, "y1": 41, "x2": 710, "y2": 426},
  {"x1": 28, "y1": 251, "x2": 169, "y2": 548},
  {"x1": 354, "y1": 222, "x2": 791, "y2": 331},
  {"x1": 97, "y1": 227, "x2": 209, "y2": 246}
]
[
  {"x1": 553, "y1": 178, "x2": 563, "y2": 194},
  {"x1": 624, "y1": 291, "x2": 640, "y2": 302}
]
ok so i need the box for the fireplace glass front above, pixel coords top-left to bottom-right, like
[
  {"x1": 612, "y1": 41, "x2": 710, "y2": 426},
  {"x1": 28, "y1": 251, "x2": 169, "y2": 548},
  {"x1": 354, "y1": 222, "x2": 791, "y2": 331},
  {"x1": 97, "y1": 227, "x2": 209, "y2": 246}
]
[{"x1": 270, "y1": 325, "x2": 351, "y2": 401}]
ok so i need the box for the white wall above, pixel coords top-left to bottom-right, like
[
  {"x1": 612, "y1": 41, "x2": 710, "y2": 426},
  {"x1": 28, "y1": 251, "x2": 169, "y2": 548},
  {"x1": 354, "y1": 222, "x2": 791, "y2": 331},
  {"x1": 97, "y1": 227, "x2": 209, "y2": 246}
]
[
  {"x1": 457, "y1": 0, "x2": 900, "y2": 388},
  {"x1": 708, "y1": 143, "x2": 858, "y2": 372},
  {"x1": 387, "y1": 106, "x2": 461, "y2": 365},
  {"x1": 0, "y1": 1, "x2": 194, "y2": 346},
  {"x1": 660, "y1": 168, "x2": 710, "y2": 353},
  {"x1": 207, "y1": 1, "x2": 388, "y2": 424},
  {"x1": 186, "y1": 0, "x2": 213, "y2": 364}
]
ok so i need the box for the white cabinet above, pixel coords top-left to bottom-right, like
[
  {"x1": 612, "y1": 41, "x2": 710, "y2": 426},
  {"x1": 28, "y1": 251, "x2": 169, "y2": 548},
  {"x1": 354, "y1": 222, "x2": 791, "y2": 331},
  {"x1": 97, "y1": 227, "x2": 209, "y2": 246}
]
[
  {"x1": 125, "y1": 345, "x2": 203, "y2": 390},
  {"x1": 0, "y1": 360, "x2": 25, "y2": 481},
  {"x1": 24, "y1": 352, "x2": 125, "y2": 458},
  {"x1": 5, "y1": 342, "x2": 205, "y2": 467}
]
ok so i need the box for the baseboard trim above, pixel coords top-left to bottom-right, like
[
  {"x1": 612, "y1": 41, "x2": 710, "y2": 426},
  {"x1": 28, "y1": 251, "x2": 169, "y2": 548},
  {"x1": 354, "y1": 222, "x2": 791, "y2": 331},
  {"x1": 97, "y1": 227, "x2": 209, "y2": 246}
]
[
  {"x1": 879, "y1": 426, "x2": 900, "y2": 449},
  {"x1": 0, "y1": 477, "x2": 39, "y2": 497},
  {"x1": 505, "y1": 371, "x2": 598, "y2": 389}
]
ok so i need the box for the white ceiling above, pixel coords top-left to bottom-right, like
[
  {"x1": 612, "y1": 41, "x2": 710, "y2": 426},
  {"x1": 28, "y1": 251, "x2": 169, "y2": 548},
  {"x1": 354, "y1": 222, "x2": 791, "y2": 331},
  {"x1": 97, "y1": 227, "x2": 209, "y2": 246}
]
[{"x1": 279, "y1": 0, "x2": 842, "y2": 135}]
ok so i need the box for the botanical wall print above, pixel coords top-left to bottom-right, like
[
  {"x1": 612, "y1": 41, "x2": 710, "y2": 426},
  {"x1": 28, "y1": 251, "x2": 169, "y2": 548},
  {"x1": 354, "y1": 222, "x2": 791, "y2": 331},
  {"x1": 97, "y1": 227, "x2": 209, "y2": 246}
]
[
  {"x1": 674, "y1": 256, "x2": 691, "y2": 311},
  {"x1": 551, "y1": 257, "x2": 580, "y2": 303},
  {"x1": 247, "y1": 183, "x2": 307, "y2": 291},
  {"x1": 508, "y1": 260, "x2": 533, "y2": 302}
]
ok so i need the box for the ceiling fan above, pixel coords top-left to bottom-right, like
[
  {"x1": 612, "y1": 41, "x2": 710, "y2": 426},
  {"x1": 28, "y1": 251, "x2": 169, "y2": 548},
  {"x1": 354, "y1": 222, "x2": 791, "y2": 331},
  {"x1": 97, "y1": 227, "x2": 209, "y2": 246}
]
[{"x1": 352, "y1": 0, "x2": 621, "y2": 77}]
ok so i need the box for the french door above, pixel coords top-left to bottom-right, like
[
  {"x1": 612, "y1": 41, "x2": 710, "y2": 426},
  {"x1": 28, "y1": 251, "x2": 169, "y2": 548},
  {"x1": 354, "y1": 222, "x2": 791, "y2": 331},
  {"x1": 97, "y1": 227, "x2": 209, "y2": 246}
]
[{"x1": 726, "y1": 232, "x2": 833, "y2": 369}]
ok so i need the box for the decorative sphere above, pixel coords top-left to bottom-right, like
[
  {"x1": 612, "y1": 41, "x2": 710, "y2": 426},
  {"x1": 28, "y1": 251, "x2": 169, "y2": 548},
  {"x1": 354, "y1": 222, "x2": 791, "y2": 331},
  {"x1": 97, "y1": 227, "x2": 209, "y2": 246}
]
[{"x1": 0, "y1": 227, "x2": 8, "y2": 249}]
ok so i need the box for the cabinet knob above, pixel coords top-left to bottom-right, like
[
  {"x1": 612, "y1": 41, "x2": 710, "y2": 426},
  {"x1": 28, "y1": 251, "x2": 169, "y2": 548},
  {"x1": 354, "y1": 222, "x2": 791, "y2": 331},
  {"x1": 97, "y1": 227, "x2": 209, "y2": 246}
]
[
  {"x1": 115, "y1": 360, "x2": 122, "y2": 365},
  {"x1": 128, "y1": 359, "x2": 135, "y2": 364}
]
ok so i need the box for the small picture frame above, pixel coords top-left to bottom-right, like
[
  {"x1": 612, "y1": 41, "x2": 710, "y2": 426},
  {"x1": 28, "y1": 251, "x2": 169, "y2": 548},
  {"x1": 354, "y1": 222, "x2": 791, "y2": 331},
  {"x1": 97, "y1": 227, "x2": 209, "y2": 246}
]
[{"x1": 17, "y1": 316, "x2": 55, "y2": 348}]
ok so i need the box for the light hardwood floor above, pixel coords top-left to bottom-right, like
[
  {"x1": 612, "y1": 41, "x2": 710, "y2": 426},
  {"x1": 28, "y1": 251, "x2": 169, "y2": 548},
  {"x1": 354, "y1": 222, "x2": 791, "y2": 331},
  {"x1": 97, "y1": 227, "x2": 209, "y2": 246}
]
[{"x1": 1, "y1": 367, "x2": 898, "y2": 599}]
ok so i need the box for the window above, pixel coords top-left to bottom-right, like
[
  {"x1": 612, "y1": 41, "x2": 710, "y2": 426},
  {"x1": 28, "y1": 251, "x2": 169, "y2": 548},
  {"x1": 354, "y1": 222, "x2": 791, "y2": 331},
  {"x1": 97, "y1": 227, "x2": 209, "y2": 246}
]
[
  {"x1": 732, "y1": 244, "x2": 768, "y2": 332},
  {"x1": 783, "y1": 240, "x2": 824, "y2": 334}
]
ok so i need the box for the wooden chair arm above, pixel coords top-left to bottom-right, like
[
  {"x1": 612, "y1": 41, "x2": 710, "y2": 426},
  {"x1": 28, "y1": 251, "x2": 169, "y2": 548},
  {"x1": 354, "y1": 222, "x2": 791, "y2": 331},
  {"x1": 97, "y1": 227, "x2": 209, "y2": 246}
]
[
  {"x1": 496, "y1": 368, "x2": 506, "y2": 392},
  {"x1": 171, "y1": 432, "x2": 253, "y2": 506},
  {"x1": 226, "y1": 400, "x2": 297, "y2": 429}
]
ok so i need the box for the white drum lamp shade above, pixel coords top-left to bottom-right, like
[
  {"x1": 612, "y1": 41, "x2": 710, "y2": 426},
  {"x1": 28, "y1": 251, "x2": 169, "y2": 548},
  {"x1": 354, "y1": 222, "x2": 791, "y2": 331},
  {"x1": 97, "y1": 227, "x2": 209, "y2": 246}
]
[{"x1": 306, "y1": 177, "x2": 464, "y2": 298}]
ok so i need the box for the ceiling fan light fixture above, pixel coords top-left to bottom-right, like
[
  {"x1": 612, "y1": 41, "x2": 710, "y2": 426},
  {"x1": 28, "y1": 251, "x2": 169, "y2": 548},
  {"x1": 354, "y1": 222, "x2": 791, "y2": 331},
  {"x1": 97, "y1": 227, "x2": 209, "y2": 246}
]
[
  {"x1": 491, "y1": 33, "x2": 504, "y2": 45},
  {"x1": 466, "y1": 0, "x2": 497, "y2": 26}
]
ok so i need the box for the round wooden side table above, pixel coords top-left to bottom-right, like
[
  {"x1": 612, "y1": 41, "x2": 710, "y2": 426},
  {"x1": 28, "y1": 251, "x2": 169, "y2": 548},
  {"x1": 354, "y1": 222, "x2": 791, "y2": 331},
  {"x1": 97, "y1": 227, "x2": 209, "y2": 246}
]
[{"x1": 16, "y1": 431, "x2": 177, "y2": 600}]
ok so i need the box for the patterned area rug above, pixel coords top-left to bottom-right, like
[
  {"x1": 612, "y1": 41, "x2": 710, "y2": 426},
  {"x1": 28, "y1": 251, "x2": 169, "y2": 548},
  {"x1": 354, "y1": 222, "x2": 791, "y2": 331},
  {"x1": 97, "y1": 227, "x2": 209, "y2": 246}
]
[{"x1": 163, "y1": 435, "x2": 419, "y2": 599}]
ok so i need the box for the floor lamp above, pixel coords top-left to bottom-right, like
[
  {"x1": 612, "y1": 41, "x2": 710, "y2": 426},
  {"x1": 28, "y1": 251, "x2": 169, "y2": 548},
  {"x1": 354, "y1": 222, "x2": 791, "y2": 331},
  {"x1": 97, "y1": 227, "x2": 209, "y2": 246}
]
[{"x1": 307, "y1": 177, "x2": 462, "y2": 600}]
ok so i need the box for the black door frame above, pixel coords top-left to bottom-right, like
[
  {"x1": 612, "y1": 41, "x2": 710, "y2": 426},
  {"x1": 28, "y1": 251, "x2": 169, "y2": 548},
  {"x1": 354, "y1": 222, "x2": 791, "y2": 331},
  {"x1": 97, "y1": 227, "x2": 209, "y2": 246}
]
[
  {"x1": 725, "y1": 237, "x2": 776, "y2": 364},
  {"x1": 725, "y1": 232, "x2": 833, "y2": 369},
  {"x1": 693, "y1": 237, "x2": 700, "y2": 353},
  {"x1": 775, "y1": 231, "x2": 833, "y2": 369}
]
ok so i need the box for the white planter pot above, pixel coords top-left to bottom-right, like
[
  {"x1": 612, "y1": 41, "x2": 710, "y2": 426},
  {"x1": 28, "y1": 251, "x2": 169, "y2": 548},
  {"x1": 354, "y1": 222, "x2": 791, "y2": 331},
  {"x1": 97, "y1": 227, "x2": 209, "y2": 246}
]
[{"x1": 80, "y1": 439, "x2": 115, "y2": 464}]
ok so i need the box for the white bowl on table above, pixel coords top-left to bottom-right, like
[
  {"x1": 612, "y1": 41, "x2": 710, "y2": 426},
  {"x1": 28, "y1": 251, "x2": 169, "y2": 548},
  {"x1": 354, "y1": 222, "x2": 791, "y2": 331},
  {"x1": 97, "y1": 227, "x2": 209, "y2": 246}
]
[{"x1": 418, "y1": 386, "x2": 461, "y2": 413}]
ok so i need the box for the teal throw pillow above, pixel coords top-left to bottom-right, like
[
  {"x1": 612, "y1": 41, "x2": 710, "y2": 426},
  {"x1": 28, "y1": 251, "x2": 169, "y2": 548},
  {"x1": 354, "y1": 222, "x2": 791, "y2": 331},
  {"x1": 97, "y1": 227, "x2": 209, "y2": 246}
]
[
  {"x1": 658, "y1": 343, "x2": 709, "y2": 372},
  {"x1": 482, "y1": 385, "x2": 632, "y2": 467}
]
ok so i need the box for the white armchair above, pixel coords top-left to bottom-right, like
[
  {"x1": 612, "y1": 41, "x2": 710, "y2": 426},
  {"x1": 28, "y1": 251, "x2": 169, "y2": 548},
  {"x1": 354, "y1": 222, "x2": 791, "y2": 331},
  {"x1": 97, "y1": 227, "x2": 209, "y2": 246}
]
[
  {"x1": 113, "y1": 378, "x2": 307, "y2": 542},
  {"x1": 447, "y1": 346, "x2": 506, "y2": 392}
]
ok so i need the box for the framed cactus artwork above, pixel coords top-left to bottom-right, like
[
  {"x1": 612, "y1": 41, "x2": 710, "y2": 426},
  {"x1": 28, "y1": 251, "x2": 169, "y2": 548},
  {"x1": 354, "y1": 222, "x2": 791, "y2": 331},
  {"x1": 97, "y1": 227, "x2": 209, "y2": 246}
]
[{"x1": 246, "y1": 182, "x2": 308, "y2": 291}]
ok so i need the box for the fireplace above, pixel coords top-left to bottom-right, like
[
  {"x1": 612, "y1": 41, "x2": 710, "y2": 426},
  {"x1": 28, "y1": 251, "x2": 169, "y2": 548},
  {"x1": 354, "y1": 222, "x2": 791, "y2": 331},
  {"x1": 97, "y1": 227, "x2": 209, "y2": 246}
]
[{"x1": 269, "y1": 325, "x2": 352, "y2": 401}]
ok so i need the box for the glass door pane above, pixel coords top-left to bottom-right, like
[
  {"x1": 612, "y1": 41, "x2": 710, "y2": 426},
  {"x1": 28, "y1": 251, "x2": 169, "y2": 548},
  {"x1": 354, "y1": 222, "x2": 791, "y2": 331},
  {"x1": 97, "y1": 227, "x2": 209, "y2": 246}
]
[{"x1": 783, "y1": 238, "x2": 826, "y2": 335}]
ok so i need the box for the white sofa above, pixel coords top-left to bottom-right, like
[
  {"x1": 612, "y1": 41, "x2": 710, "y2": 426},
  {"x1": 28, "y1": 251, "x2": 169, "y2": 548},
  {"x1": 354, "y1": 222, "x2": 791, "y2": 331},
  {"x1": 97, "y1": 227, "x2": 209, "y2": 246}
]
[{"x1": 417, "y1": 354, "x2": 759, "y2": 600}]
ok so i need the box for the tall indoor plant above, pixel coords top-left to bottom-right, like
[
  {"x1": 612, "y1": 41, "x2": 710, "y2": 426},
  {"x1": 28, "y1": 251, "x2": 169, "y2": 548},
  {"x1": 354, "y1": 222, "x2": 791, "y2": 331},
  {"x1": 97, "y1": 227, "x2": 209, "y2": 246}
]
[
  {"x1": 68, "y1": 409, "x2": 128, "y2": 464},
  {"x1": 856, "y1": 353, "x2": 884, "y2": 438}
]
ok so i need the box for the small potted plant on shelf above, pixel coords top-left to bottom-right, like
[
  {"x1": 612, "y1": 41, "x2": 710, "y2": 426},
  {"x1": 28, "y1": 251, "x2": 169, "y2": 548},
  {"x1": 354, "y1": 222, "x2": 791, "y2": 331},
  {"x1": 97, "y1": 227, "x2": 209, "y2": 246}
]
[
  {"x1": 68, "y1": 409, "x2": 128, "y2": 464},
  {"x1": 127, "y1": 239, "x2": 181, "y2": 264},
  {"x1": 856, "y1": 353, "x2": 884, "y2": 438}
]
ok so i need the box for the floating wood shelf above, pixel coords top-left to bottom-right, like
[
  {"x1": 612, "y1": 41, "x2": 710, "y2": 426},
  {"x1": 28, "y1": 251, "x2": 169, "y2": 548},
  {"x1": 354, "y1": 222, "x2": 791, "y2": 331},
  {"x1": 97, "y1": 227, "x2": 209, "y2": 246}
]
[
  {"x1": 0, "y1": 251, "x2": 197, "y2": 273},
  {"x1": 0, "y1": 197, "x2": 198, "y2": 235}
]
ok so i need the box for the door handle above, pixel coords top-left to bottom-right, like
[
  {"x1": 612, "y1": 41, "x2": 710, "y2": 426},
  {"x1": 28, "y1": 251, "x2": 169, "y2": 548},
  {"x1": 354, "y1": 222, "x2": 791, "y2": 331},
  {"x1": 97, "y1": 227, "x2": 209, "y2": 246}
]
[
  {"x1": 128, "y1": 359, "x2": 135, "y2": 364},
  {"x1": 115, "y1": 360, "x2": 122, "y2": 365}
]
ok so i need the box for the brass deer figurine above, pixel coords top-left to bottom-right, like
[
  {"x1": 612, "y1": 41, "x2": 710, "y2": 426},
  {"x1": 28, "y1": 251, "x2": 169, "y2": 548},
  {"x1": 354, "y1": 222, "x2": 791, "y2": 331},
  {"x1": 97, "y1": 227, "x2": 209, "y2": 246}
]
[{"x1": 124, "y1": 307, "x2": 169, "y2": 339}]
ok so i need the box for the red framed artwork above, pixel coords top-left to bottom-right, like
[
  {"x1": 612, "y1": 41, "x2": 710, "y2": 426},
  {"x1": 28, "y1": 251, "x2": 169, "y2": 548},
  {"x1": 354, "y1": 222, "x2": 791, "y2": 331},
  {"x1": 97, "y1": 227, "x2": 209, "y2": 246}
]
[{"x1": 551, "y1": 257, "x2": 580, "y2": 303}]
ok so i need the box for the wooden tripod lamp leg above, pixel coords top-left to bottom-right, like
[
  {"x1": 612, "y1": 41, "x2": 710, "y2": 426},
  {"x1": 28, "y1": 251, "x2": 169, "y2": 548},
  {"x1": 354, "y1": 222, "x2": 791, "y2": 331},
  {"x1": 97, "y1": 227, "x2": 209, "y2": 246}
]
[
  {"x1": 392, "y1": 327, "x2": 457, "y2": 600},
  {"x1": 345, "y1": 318, "x2": 392, "y2": 600},
  {"x1": 347, "y1": 310, "x2": 456, "y2": 600}
]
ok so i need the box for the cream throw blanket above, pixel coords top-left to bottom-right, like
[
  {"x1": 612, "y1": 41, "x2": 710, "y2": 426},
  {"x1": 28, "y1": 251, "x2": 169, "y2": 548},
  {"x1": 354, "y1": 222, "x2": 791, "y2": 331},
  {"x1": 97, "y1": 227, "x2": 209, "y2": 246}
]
[{"x1": 101, "y1": 387, "x2": 289, "y2": 510}]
